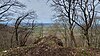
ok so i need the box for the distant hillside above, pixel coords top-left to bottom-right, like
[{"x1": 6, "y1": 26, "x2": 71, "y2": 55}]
[{"x1": 0, "y1": 22, "x2": 53, "y2": 27}]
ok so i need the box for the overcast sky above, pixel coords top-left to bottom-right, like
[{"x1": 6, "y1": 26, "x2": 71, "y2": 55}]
[{"x1": 18, "y1": 0, "x2": 54, "y2": 23}]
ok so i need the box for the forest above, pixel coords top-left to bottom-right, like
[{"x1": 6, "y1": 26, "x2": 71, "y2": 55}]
[{"x1": 0, "y1": 0, "x2": 100, "y2": 56}]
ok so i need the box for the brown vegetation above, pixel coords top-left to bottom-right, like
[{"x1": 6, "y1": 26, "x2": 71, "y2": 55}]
[
  {"x1": 1, "y1": 36, "x2": 100, "y2": 56},
  {"x1": 0, "y1": 24, "x2": 34, "y2": 51}
]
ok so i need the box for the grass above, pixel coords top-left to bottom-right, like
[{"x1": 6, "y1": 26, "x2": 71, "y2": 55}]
[{"x1": 0, "y1": 45, "x2": 100, "y2": 56}]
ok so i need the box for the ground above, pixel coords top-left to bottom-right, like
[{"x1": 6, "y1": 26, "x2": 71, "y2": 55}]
[
  {"x1": 1, "y1": 44, "x2": 100, "y2": 56},
  {"x1": 1, "y1": 35, "x2": 100, "y2": 56}
]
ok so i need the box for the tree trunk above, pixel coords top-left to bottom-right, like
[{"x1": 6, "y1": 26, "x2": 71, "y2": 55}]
[
  {"x1": 15, "y1": 27, "x2": 19, "y2": 46},
  {"x1": 84, "y1": 30, "x2": 90, "y2": 47},
  {"x1": 64, "y1": 36, "x2": 68, "y2": 47},
  {"x1": 70, "y1": 29, "x2": 77, "y2": 47},
  {"x1": 64, "y1": 27, "x2": 68, "y2": 47}
]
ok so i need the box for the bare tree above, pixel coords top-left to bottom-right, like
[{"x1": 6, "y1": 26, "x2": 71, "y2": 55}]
[
  {"x1": 0, "y1": 0, "x2": 25, "y2": 18},
  {"x1": 14, "y1": 11, "x2": 37, "y2": 46},
  {"x1": 70, "y1": 0, "x2": 100, "y2": 47},
  {"x1": 51, "y1": 0, "x2": 77, "y2": 47},
  {"x1": 0, "y1": 0, "x2": 27, "y2": 48}
]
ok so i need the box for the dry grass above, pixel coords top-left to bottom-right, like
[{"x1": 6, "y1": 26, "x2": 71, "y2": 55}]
[{"x1": 1, "y1": 44, "x2": 100, "y2": 56}]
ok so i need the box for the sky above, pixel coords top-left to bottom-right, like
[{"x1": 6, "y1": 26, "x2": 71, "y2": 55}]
[
  {"x1": 18, "y1": 0, "x2": 54, "y2": 23},
  {"x1": 13, "y1": 0, "x2": 100, "y2": 24}
]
